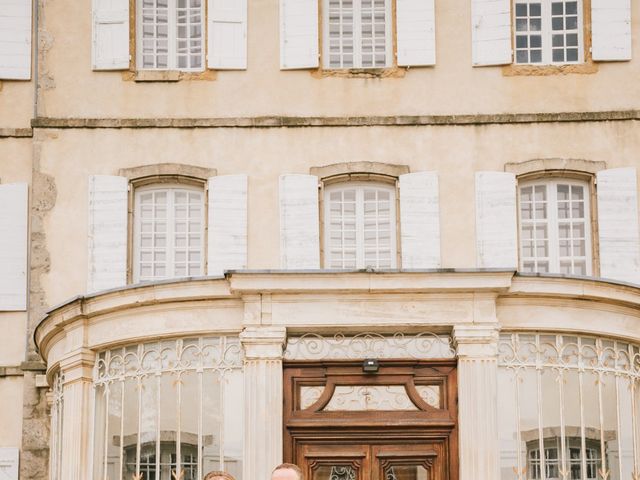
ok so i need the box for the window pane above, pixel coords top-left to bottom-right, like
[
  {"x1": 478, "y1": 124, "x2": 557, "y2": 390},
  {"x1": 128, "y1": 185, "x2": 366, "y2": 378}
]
[
  {"x1": 325, "y1": 184, "x2": 396, "y2": 269},
  {"x1": 136, "y1": 187, "x2": 204, "y2": 282}
]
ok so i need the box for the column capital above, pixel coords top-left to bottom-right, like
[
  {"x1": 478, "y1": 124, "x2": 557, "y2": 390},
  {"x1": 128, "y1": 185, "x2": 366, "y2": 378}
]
[
  {"x1": 453, "y1": 324, "x2": 500, "y2": 358},
  {"x1": 58, "y1": 348, "x2": 96, "y2": 384},
  {"x1": 240, "y1": 326, "x2": 287, "y2": 360}
]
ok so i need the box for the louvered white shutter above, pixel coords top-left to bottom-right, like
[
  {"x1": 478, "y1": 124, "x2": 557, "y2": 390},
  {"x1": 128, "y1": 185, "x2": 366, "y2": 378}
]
[
  {"x1": 396, "y1": 0, "x2": 436, "y2": 66},
  {"x1": 279, "y1": 174, "x2": 320, "y2": 269},
  {"x1": 471, "y1": 0, "x2": 512, "y2": 66},
  {"x1": 399, "y1": 172, "x2": 441, "y2": 269},
  {"x1": 0, "y1": 0, "x2": 32, "y2": 80},
  {"x1": 207, "y1": 175, "x2": 248, "y2": 276},
  {"x1": 208, "y1": 0, "x2": 248, "y2": 69},
  {"x1": 475, "y1": 172, "x2": 517, "y2": 269},
  {"x1": 0, "y1": 183, "x2": 28, "y2": 311},
  {"x1": 591, "y1": 0, "x2": 632, "y2": 61},
  {"x1": 597, "y1": 168, "x2": 640, "y2": 284},
  {"x1": 280, "y1": 0, "x2": 319, "y2": 69},
  {"x1": 88, "y1": 175, "x2": 128, "y2": 293},
  {"x1": 92, "y1": 0, "x2": 130, "y2": 70}
]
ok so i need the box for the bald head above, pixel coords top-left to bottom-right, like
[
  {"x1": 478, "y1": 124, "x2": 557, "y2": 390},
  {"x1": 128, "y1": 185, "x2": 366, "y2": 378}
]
[{"x1": 272, "y1": 463, "x2": 303, "y2": 480}]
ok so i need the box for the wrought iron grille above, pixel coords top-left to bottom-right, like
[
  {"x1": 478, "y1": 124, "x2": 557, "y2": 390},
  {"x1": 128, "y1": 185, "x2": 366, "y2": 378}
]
[
  {"x1": 498, "y1": 332, "x2": 640, "y2": 480},
  {"x1": 92, "y1": 336, "x2": 244, "y2": 480}
]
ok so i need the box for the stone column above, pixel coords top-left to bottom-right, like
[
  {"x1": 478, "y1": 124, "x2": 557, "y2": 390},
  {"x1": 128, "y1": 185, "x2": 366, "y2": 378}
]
[
  {"x1": 240, "y1": 326, "x2": 287, "y2": 480},
  {"x1": 58, "y1": 348, "x2": 95, "y2": 480},
  {"x1": 453, "y1": 324, "x2": 500, "y2": 480}
]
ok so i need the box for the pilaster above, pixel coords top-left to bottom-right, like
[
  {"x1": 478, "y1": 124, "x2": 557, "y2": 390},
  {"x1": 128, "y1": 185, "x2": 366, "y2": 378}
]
[
  {"x1": 240, "y1": 327, "x2": 287, "y2": 480},
  {"x1": 58, "y1": 348, "x2": 95, "y2": 480},
  {"x1": 453, "y1": 324, "x2": 500, "y2": 480}
]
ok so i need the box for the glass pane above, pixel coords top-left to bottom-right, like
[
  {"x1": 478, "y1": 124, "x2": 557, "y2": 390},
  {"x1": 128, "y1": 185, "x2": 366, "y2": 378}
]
[
  {"x1": 384, "y1": 465, "x2": 428, "y2": 480},
  {"x1": 223, "y1": 370, "x2": 244, "y2": 479},
  {"x1": 498, "y1": 367, "x2": 520, "y2": 478},
  {"x1": 202, "y1": 370, "x2": 222, "y2": 475},
  {"x1": 122, "y1": 377, "x2": 139, "y2": 479},
  {"x1": 160, "y1": 373, "x2": 179, "y2": 480},
  {"x1": 313, "y1": 465, "x2": 357, "y2": 480}
]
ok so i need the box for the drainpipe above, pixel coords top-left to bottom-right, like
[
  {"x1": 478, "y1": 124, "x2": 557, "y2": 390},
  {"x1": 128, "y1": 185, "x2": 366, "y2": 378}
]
[{"x1": 33, "y1": 0, "x2": 39, "y2": 119}]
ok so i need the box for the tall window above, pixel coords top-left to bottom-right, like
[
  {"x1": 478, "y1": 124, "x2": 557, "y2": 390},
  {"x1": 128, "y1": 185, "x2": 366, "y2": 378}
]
[
  {"x1": 137, "y1": 0, "x2": 204, "y2": 71},
  {"x1": 518, "y1": 179, "x2": 591, "y2": 275},
  {"x1": 324, "y1": 183, "x2": 397, "y2": 269},
  {"x1": 514, "y1": 0, "x2": 583, "y2": 64},
  {"x1": 134, "y1": 186, "x2": 205, "y2": 282},
  {"x1": 323, "y1": 0, "x2": 392, "y2": 69}
]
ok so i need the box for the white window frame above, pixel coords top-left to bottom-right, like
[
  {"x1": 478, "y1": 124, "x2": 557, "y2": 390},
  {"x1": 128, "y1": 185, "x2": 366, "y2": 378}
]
[
  {"x1": 322, "y1": 0, "x2": 394, "y2": 69},
  {"x1": 133, "y1": 184, "x2": 205, "y2": 282},
  {"x1": 513, "y1": 0, "x2": 584, "y2": 65},
  {"x1": 135, "y1": 0, "x2": 205, "y2": 72},
  {"x1": 323, "y1": 181, "x2": 398, "y2": 269},
  {"x1": 518, "y1": 178, "x2": 592, "y2": 276}
]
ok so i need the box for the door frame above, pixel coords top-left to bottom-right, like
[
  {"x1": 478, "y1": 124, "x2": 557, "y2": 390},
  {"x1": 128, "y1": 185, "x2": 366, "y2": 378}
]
[{"x1": 283, "y1": 360, "x2": 459, "y2": 480}]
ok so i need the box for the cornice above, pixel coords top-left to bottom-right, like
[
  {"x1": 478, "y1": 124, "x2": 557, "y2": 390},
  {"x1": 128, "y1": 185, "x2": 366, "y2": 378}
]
[
  {"x1": 34, "y1": 270, "x2": 640, "y2": 362},
  {"x1": 30, "y1": 110, "x2": 640, "y2": 129}
]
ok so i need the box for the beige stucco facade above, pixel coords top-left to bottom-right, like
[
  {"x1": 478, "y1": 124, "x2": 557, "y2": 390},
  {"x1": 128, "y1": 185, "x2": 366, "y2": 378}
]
[{"x1": 1, "y1": 0, "x2": 640, "y2": 479}]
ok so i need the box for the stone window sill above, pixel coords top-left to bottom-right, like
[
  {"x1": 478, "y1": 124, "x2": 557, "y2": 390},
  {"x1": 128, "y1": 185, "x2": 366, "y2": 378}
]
[
  {"x1": 502, "y1": 62, "x2": 598, "y2": 76},
  {"x1": 122, "y1": 70, "x2": 217, "y2": 82}
]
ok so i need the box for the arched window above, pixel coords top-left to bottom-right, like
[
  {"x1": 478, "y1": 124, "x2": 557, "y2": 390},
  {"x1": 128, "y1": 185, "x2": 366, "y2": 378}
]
[
  {"x1": 133, "y1": 184, "x2": 205, "y2": 282},
  {"x1": 323, "y1": 182, "x2": 397, "y2": 269},
  {"x1": 518, "y1": 178, "x2": 592, "y2": 275}
]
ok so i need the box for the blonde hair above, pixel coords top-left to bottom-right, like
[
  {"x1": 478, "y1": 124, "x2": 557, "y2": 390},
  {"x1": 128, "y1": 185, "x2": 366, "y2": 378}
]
[{"x1": 204, "y1": 472, "x2": 236, "y2": 480}]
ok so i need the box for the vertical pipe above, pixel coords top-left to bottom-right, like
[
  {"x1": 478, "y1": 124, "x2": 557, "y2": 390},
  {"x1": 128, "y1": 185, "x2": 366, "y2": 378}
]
[{"x1": 536, "y1": 335, "x2": 546, "y2": 480}]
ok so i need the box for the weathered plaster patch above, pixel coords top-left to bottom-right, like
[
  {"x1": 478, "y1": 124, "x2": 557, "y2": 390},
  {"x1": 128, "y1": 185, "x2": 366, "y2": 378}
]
[{"x1": 19, "y1": 133, "x2": 57, "y2": 480}]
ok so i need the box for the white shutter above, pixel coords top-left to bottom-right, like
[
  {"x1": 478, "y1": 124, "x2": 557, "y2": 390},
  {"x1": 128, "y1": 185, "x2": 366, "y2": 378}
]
[
  {"x1": 279, "y1": 174, "x2": 320, "y2": 269},
  {"x1": 0, "y1": 183, "x2": 28, "y2": 311},
  {"x1": 92, "y1": 0, "x2": 130, "y2": 70},
  {"x1": 471, "y1": 0, "x2": 512, "y2": 66},
  {"x1": 207, "y1": 0, "x2": 248, "y2": 69},
  {"x1": 280, "y1": 0, "x2": 319, "y2": 70},
  {"x1": 475, "y1": 172, "x2": 517, "y2": 269},
  {"x1": 399, "y1": 172, "x2": 441, "y2": 269},
  {"x1": 597, "y1": 168, "x2": 640, "y2": 284},
  {"x1": 207, "y1": 175, "x2": 248, "y2": 276},
  {"x1": 591, "y1": 0, "x2": 631, "y2": 61},
  {"x1": 88, "y1": 175, "x2": 128, "y2": 293},
  {"x1": 0, "y1": 0, "x2": 32, "y2": 80},
  {"x1": 396, "y1": 0, "x2": 436, "y2": 67}
]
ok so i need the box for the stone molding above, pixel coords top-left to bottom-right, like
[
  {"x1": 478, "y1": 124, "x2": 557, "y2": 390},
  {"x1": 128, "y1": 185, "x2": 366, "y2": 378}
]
[
  {"x1": 504, "y1": 158, "x2": 607, "y2": 176},
  {"x1": 30, "y1": 110, "x2": 640, "y2": 129},
  {"x1": 310, "y1": 161, "x2": 410, "y2": 180},
  {"x1": 0, "y1": 128, "x2": 32, "y2": 137},
  {"x1": 118, "y1": 163, "x2": 217, "y2": 181}
]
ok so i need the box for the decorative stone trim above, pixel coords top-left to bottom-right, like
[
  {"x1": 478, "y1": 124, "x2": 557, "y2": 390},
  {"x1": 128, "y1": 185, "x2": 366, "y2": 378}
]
[
  {"x1": 505, "y1": 158, "x2": 607, "y2": 176},
  {"x1": 118, "y1": 163, "x2": 217, "y2": 181},
  {"x1": 310, "y1": 161, "x2": 410, "y2": 180},
  {"x1": 30, "y1": 110, "x2": 640, "y2": 129}
]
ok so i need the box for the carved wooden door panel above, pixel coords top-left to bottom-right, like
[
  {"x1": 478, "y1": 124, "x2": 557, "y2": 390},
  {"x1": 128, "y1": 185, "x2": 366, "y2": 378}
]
[{"x1": 284, "y1": 361, "x2": 458, "y2": 480}]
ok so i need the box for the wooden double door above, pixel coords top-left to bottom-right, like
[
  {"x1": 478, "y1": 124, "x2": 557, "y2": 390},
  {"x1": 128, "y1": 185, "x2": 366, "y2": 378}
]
[{"x1": 284, "y1": 361, "x2": 458, "y2": 480}]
